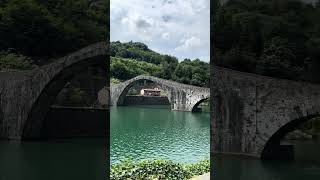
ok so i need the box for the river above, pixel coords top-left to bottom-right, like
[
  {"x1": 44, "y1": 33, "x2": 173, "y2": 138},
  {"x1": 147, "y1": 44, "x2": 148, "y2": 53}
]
[
  {"x1": 111, "y1": 105, "x2": 320, "y2": 179},
  {"x1": 0, "y1": 139, "x2": 106, "y2": 180},
  {"x1": 110, "y1": 105, "x2": 210, "y2": 164},
  {"x1": 214, "y1": 155, "x2": 320, "y2": 179},
  {"x1": 1, "y1": 106, "x2": 320, "y2": 179},
  {"x1": 215, "y1": 139, "x2": 320, "y2": 179}
]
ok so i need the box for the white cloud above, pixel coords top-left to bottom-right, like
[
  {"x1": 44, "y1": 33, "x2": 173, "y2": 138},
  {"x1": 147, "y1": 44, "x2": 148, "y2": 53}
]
[
  {"x1": 175, "y1": 36, "x2": 202, "y2": 51},
  {"x1": 110, "y1": 0, "x2": 210, "y2": 62},
  {"x1": 161, "y1": 32, "x2": 170, "y2": 40}
]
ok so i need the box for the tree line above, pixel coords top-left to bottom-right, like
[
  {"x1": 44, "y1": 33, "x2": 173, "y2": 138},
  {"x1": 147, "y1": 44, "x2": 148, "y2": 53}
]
[
  {"x1": 0, "y1": 0, "x2": 108, "y2": 70},
  {"x1": 111, "y1": 41, "x2": 210, "y2": 87},
  {"x1": 214, "y1": 0, "x2": 320, "y2": 82}
]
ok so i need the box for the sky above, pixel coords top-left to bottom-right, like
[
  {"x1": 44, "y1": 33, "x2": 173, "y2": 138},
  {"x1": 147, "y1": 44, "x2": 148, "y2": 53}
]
[{"x1": 110, "y1": 0, "x2": 210, "y2": 62}]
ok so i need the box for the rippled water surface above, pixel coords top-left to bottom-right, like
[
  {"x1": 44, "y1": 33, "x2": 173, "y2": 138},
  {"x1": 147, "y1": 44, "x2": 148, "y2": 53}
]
[{"x1": 110, "y1": 106, "x2": 210, "y2": 164}]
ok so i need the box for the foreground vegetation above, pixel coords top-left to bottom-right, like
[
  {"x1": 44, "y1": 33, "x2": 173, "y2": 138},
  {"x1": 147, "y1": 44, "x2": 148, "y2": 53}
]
[
  {"x1": 0, "y1": 52, "x2": 36, "y2": 71},
  {"x1": 110, "y1": 159, "x2": 210, "y2": 180}
]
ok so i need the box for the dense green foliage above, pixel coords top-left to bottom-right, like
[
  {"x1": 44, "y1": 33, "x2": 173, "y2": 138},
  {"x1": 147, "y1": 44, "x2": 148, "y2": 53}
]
[
  {"x1": 214, "y1": 0, "x2": 320, "y2": 82},
  {"x1": 301, "y1": 117, "x2": 320, "y2": 135},
  {"x1": 173, "y1": 59, "x2": 210, "y2": 86},
  {"x1": 0, "y1": 52, "x2": 35, "y2": 71},
  {"x1": 0, "y1": 0, "x2": 108, "y2": 64},
  {"x1": 111, "y1": 57, "x2": 163, "y2": 80},
  {"x1": 110, "y1": 159, "x2": 210, "y2": 180},
  {"x1": 64, "y1": 87, "x2": 88, "y2": 106},
  {"x1": 111, "y1": 41, "x2": 179, "y2": 80},
  {"x1": 110, "y1": 42, "x2": 210, "y2": 87}
]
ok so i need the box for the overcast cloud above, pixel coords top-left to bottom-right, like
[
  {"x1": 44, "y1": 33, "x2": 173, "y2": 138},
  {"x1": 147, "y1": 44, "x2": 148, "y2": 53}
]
[{"x1": 110, "y1": 0, "x2": 210, "y2": 62}]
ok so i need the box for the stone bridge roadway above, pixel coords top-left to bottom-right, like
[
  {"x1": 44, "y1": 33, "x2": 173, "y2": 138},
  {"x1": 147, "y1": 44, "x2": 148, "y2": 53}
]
[
  {"x1": 0, "y1": 42, "x2": 108, "y2": 140},
  {"x1": 110, "y1": 75, "x2": 210, "y2": 112}
]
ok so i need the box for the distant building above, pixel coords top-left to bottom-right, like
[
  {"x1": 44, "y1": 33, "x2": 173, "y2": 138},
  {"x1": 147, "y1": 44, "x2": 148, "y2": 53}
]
[{"x1": 140, "y1": 88, "x2": 161, "y2": 96}]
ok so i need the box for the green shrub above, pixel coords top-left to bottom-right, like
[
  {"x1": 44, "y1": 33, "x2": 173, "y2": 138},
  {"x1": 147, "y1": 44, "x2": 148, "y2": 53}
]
[
  {"x1": 0, "y1": 52, "x2": 36, "y2": 71},
  {"x1": 66, "y1": 87, "x2": 87, "y2": 106},
  {"x1": 110, "y1": 159, "x2": 210, "y2": 180},
  {"x1": 111, "y1": 78, "x2": 121, "y2": 84},
  {"x1": 185, "y1": 160, "x2": 210, "y2": 177}
]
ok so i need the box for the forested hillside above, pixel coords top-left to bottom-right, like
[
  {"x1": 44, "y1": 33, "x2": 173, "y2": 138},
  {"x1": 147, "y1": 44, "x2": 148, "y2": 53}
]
[
  {"x1": 110, "y1": 41, "x2": 210, "y2": 87},
  {"x1": 0, "y1": 0, "x2": 108, "y2": 69},
  {"x1": 214, "y1": 0, "x2": 320, "y2": 82}
]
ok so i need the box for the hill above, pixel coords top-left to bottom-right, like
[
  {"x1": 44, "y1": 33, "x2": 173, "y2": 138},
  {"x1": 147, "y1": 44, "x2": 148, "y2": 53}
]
[
  {"x1": 0, "y1": 0, "x2": 108, "y2": 64},
  {"x1": 110, "y1": 41, "x2": 210, "y2": 87},
  {"x1": 214, "y1": 0, "x2": 320, "y2": 83}
]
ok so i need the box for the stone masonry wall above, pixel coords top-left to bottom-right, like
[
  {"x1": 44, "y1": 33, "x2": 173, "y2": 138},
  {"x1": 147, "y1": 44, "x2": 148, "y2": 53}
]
[
  {"x1": 211, "y1": 66, "x2": 320, "y2": 158},
  {"x1": 0, "y1": 42, "x2": 108, "y2": 139}
]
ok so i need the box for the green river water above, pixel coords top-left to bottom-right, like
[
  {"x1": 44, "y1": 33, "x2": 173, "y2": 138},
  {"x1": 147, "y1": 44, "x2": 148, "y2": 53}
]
[
  {"x1": 0, "y1": 105, "x2": 320, "y2": 179},
  {"x1": 110, "y1": 105, "x2": 210, "y2": 164}
]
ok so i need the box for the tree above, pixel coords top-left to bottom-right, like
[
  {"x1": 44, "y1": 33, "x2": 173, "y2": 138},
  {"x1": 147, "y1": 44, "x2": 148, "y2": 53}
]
[
  {"x1": 0, "y1": 52, "x2": 36, "y2": 71},
  {"x1": 0, "y1": 0, "x2": 108, "y2": 63},
  {"x1": 214, "y1": 0, "x2": 320, "y2": 82},
  {"x1": 110, "y1": 59, "x2": 131, "y2": 80},
  {"x1": 110, "y1": 42, "x2": 209, "y2": 87},
  {"x1": 256, "y1": 37, "x2": 301, "y2": 79}
]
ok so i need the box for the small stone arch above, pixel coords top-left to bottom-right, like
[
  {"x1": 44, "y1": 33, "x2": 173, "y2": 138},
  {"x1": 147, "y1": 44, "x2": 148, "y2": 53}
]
[
  {"x1": 191, "y1": 97, "x2": 209, "y2": 112},
  {"x1": 261, "y1": 112, "x2": 320, "y2": 160}
]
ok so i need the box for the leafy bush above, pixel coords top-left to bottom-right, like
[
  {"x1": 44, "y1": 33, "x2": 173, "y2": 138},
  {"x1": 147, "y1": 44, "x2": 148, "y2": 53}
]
[
  {"x1": 111, "y1": 78, "x2": 121, "y2": 84},
  {"x1": 110, "y1": 159, "x2": 210, "y2": 180},
  {"x1": 110, "y1": 57, "x2": 163, "y2": 80},
  {"x1": 0, "y1": 52, "x2": 36, "y2": 71},
  {"x1": 185, "y1": 160, "x2": 210, "y2": 177},
  {"x1": 65, "y1": 87, "x2": 88, "y2": 106}
]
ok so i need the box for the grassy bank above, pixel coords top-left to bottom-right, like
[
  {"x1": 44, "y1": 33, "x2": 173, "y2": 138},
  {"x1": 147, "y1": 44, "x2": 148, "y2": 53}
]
[{"x1": 110, "y1": 159, "x2": 210, "y2": 180}]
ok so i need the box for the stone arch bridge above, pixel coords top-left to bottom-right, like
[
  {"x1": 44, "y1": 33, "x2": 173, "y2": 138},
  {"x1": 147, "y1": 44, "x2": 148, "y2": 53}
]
[
  {"x1": 1, "y1": 41, "x2": 320, "y2": 160},
  {"x1": 0, "y1": 42, "x2": 108, "y2": 140},
  {"x1": 110, "y1": 75, "x2": 210, "y2": 112},
  {"x1": 211, "y1": 65, "x2": 320, "y2": 159}
]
